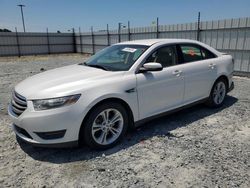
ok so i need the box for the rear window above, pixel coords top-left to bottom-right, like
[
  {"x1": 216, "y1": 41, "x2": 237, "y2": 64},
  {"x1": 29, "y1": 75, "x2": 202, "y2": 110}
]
[
  {"x1": 180, "y1": 45, "x2": 203, "y2": 62},
  {"x1": 180, "y1": 44, "x2": 216, "y2": 63},
  {"x1": 201, "y1": 48, "x2": 216, "y2": 59}
]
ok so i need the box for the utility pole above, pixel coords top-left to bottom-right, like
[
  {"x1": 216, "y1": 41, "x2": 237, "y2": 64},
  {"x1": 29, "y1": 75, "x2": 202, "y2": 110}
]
[
  {"x1": 118, "y1": 22, "x2": 126, "y2": 42},
  {"x1": 17, "y1": 4, "x2": 26, "y2": 32}
]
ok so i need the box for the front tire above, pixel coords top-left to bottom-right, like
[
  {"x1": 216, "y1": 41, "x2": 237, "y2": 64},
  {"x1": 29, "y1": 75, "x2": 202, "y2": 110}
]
[
  {"x1": 81, "y1": 102, "x2": 128, "y2": 149},
  {"x1": 206, "y1": 79, "x2": 227, "y2": 107}
]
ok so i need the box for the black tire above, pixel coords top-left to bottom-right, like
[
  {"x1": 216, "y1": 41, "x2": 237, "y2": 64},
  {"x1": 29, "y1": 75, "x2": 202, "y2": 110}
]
[
  {"x1": 81, "y1": 102, "x2": 128, "y2": 149},
  {"x1": 206, "y1": 78, "x2": 227, "y2": 108}
]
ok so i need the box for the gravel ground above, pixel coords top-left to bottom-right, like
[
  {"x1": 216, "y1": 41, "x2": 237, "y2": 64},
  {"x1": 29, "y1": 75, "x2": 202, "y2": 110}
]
[{"x1": 0, "y1": 54, "x2": 249, "y2": 188}]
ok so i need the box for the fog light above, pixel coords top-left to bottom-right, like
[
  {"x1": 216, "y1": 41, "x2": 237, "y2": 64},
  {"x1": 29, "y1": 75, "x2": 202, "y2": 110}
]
[{"x1": 35, "y1": 130, "x2": 66, "y2": 140}]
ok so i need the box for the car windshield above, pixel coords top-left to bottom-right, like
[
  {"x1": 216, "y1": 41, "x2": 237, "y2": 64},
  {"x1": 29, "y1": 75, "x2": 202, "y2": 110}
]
[{"x1": 81, "y1": 45, "x2": 148, "y2": 71}]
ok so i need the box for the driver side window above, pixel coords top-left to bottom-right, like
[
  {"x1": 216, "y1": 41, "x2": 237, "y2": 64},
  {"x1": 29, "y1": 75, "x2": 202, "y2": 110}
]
[{"x1": 145, "y1": 45, "x2": 177, "y2": 68}]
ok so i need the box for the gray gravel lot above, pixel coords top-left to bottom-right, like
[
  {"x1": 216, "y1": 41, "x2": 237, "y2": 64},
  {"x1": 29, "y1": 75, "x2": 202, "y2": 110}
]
[{"x1": 0, "y1": 54, "x2": 249, "y2": 188}]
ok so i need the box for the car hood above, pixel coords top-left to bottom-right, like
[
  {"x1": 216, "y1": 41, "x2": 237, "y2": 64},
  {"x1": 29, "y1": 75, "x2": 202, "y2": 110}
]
[{"x1": 15, "y1": 64, "x2": 125, "y2": 99}]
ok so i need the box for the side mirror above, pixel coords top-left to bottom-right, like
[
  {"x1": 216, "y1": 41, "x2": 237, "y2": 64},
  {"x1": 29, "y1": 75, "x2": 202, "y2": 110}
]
[{"x1": 139, "y1": 62, "x2": 163, "y2": 72}]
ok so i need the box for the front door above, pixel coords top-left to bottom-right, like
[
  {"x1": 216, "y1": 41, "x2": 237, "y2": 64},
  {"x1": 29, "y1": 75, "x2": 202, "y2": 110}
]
[{"x1": 136, "y1": 45, "x2": 185, "y2": 119}]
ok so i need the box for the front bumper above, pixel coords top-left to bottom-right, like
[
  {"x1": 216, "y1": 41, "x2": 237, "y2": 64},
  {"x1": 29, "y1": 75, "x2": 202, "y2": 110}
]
[
  {"x1": 14, "y1": 128, "x2": 78, "y2": 148},
  {"x1": 8, "y1": 100, "x2": 87, "y2": 147}
]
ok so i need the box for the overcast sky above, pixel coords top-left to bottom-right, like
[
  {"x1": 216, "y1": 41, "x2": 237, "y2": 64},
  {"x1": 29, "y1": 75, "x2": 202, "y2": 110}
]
[{"x1": 1, "y1": 0, "x2": 250, "y2": 32}]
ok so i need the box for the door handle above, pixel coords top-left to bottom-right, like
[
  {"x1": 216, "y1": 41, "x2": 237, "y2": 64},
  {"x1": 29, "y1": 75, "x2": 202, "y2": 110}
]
[
  {"x1": 172, "y1": 70, "x2": 182, "y2": 76},
  {"x1": 209, "y1": 63, "x2": 216, "y2": 69}
]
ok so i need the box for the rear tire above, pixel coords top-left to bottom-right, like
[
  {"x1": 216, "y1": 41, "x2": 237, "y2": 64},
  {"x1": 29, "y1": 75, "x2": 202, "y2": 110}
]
[
  {"x1": 206, "y1": 79, "x2": 227, "y2": 108},
  {"x1": 81, "y1": 102, "x2": 128, "y2": 149}
]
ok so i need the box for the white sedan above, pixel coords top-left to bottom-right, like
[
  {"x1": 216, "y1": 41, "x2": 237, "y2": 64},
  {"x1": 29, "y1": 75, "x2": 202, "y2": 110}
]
[{"x1": 8, "y1": 39, "x2": 234, "y2": 149}]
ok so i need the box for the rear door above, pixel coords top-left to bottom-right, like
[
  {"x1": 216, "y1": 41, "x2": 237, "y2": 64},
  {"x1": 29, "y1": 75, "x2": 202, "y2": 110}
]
[{"x1": 178, "y1": 44, "x2": 217, "y2": 103}]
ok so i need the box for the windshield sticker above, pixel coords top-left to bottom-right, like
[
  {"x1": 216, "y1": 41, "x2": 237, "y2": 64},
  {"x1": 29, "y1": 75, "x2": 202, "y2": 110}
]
[{"x1": 122, "y1": 47, "x2": 137, "y2": 53}]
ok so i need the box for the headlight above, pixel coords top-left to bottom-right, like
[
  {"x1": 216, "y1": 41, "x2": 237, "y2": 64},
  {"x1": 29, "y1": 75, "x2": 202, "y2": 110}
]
[{"x1": 33, "y1": 94, "x2": 81, "y2": 111}]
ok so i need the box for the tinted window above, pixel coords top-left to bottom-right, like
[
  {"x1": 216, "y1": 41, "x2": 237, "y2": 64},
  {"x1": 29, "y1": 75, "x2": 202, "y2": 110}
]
[
  {"x1": 201, "y1": 48, "x2": 216, "y2": 59},
  {"x1": 145, "y1": 46, "x2": 177, "y2": 68},
  {"x1": 180, "y1": 45, "x2": 203, "y2": 62}
]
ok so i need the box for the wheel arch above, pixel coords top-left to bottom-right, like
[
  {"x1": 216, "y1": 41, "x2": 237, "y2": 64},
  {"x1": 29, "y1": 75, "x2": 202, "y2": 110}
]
[
  {"x1": 78, "y1": 97, "x2": 135, "y2": 143},
  {"x1": 215, "y1": 74, "x2": 229, "y2": 91}
]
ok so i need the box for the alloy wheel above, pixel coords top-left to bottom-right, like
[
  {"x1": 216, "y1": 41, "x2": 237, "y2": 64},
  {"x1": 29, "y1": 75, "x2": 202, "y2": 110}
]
[
  {"x1": 213, "y1": 81, "x2": 226, "y2": 105},
  {"x1": 91, "y1": 108, "x2": 124, "y2": 145}
]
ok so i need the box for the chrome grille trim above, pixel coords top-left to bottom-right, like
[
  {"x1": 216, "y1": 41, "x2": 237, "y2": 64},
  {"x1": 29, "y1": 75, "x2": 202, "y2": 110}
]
[
  {"x1": 13, "y1": 93, "x2": 27, "y2": 105},
  {"x1": 11, "y1": 100, "x2": 26, "y2": 109},
  {"x1": 15, "y1": 92, "x2": 26, "y2": 100},
  {"x1": 10, "y1": 91, "x2": 27, "y2": 117}
]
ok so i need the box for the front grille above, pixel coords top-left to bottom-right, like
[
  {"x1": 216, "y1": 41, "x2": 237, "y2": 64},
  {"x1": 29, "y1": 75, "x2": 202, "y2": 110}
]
[{"x1": 10, "y1": 91, "x2": 27, "y2": 117}]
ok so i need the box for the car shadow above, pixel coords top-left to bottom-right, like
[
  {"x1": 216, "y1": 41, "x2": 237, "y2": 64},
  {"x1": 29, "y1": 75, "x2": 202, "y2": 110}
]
[{"x1": 18, "y1": 95, "x2": 238, "y2": 164}]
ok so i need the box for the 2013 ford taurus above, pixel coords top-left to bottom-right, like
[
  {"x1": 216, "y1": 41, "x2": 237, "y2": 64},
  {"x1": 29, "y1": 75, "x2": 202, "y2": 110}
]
[{"x1": 8, "y1": 39, "x2": 234, "y2": 149}]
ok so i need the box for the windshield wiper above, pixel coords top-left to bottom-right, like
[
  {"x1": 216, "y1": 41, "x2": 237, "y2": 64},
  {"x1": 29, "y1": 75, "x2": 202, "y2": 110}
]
[{"x1": 81, "y1": 62, "x2": 109, "y2": 71}]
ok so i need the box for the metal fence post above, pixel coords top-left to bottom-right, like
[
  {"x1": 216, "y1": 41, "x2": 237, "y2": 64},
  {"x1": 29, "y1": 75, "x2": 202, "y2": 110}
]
[
  {"x1": 215, "y1": 20, "x2": 219, "y2": 48},
  {"x1": 91, "y1": 26, "x2": 95, "y2": 54},
  {"x1": 79, "y1": 27, "x2": 83, "y2": 54},
  {"x1": 15, "y1": 27, "x2": 21, "y2": 57},
  {"x1": 241, "y1": 17, "x2": 248, "y2": 71},
  {"x1": 46, "y1": 28, "x2": 51, "y2": 54},
  {"x1": 156, "y1": 17, "x2": 159, "y2": 38},
  {"x1": 118, "y1": 23, "x2": 121, "y2": 42},
  {"x1": 128, "y1": 21, "x2": 131, "y2": 41},
  {"x1": 72, "y1": 28, "x2": 77, "y2": 53},
  {"x1": 107, "y1": 24, "x2": 110, "y2": 46},
  {"x1": 235, "y1": 18, "x2": 240, "y2": 51},
  {"x1": 197, "y1": 12, "x2": 201, "y2": 41},
  {"x1": 228, "y1": 18, "x2": 233, "y2": 49},
  {"x1": 222, "y1": 19, "x2": 226, "y2": 49}
]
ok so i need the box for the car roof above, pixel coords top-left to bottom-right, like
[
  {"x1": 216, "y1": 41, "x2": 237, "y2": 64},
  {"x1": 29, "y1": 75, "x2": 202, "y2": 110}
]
[
  {"x1": 118, "y1": 39, "x2": 200, "y2": 46},
  {"x1": 117, "y1": 38, "x2": 222, "y2": 57}
]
